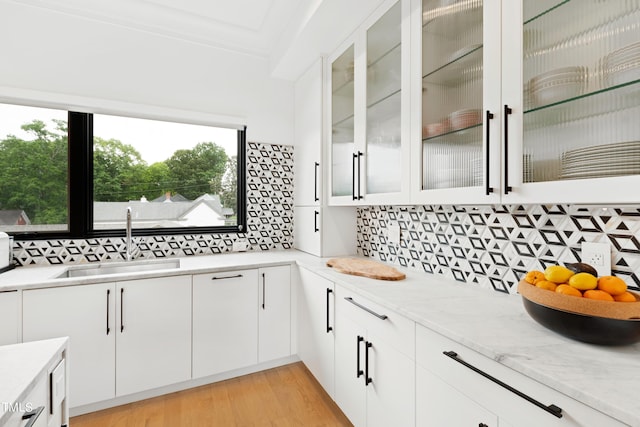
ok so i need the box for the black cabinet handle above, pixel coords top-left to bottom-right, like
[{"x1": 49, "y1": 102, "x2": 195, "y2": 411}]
[
  {"x1": 261, "y1": 273, "x2": 266, "y2": 310},
  {"x1": 22, "y1": 406, "x2": 44, "y2": 427},
  {"x1": 106, "y1": 289, "x2": 111, "y2": 335},
  {"x1": 344, "y1": 297, "x2": 388, "y2": 320},
  {"x1": 365, "y1": 341, "x2": 373, "y2": 386},
  {"x1": 357, "y1": 151, "x2": 363, "y2": 200},
  {"x1": 485, "y1": 110, "x2": 494, "y2": 195},
  {"x1": 356, "y1": 336, "x2": 364, "y2": 378},
  {"x1": 352, "y1": 153, "x2": 358, "y2": 200},
  {"x1": 314, "y1": 162, "x2": 320, "y2": 202},
  {"x1": 326, "y1": 288, "x2": 333, "y2": 333},
  {"x1": 503, "y1": 105, "x2": 513, "y2": 194},
  {"x1": 120, "y1": 288, "x2": 124, "y2": 332},
  {"x1": 314, "y1": 210, "x2": 320, "y2": 232},
  {"x1": 443, "y1": 351, "x2": 562, "y2": 418},
  {"x1": 211, "y1": 274, "x2": 243, "y2": 280}
]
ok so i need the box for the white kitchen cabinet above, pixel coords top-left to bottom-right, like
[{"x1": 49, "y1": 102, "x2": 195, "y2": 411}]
[
  {"x1": 294, "y1": 58, "x2": 357, "y2": 257},
  {"x1": 417, "y1": 365, "x2": 498, "y2": 427},
  {"x1": 334, "y1": 285, "x2": 415, "y2": 427},
  {"x1": 192, "y1": 269, "x2": 258, "y2": 378},
  {"x1": 416, "y1": 324, "x2": 627, "y2": 427},
  {"x1": 0, "y1": 290, "x2": 19, "y2": 345},
  {"x1": 296, "y1": 267, "x2": 335, "y2": 397},
  {"x1": 412, "y1": 0, "x2": 640, "y2": 205},
  {"x1": 328, "y1": 0, "x2": 412, "y2": 206},
  {"x1": 23, "y1": 283, "x2": 116, "y2": 408},
  {"x1": 258, "y1": 265, "x2": 291, "y2": 363},
  {"x1": 116, "y1": 275, "x2": 191, "y2": 397}
]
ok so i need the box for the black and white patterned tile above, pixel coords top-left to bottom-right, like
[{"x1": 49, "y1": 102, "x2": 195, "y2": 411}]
[
  {"x1": 13, "y1": 142, "x2": 294, "y2": 266},
  {"x1": 357, "y1": 205, "x2": 640, "y2": 294}
]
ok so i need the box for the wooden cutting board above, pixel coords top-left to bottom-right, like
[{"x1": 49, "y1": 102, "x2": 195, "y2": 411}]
[{"x1": 326, "y1": 258, "x2": 405, "y2": 281}]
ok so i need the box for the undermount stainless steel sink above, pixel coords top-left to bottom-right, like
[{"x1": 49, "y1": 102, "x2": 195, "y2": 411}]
[{"x1": 55, "y1": 259, "x2": 181, "y2": 279}]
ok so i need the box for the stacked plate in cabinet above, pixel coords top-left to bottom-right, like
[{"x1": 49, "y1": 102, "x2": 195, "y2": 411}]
[
  {"x1": 528, "y1": 66, "x2": 588, "y2": 107},
  {"x1": 602, "y1": 42, "x2": 640, "y2": 87},
  {"x1": 560, "y1": 141, "x2": 640, "y2": 180}
]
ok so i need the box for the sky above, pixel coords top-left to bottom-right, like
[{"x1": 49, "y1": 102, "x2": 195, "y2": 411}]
[{"x1": 0, "y1": 103, "x2": 238, "y2": 164}]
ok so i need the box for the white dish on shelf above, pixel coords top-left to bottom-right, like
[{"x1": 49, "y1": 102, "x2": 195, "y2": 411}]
[{"x1": 528, "y1": 66, "x2": 588, "y2": 107}]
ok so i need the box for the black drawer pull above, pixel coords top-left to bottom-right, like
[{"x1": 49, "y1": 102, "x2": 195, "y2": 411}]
[
  {"x1": 326, "y1": 288, "x2": 333, "y2": 333},
  {"x1": 443, "y1": 351, "x2": 562, "y2": 418},
  {"x1": 344, "y1": 297, "x2": 388, "y2": 320},
  {"x1": 211, "y1": 274, "x2": 243, "y2": 280},
  {"x1": 485, "y1": 110, "x2": 494, "y2": 195},
  {"x1": 314, "y1": 162, "x2": 320, "y2": 202},
  {"x1": 365, "y1": 341, "x2": 373, "y2": 386},
  {"x1": 503, "y1": 105, "x2": 513, "y2": 194},
  {"x1": 22, "y1": 406, "x2": 44, "y2": 427},
  {"x1": 356, "y1": 336, "x2": 364, "y2": 378},
  {"x1": 106, "y1": 289, "x2": 111, "y2": 335}
]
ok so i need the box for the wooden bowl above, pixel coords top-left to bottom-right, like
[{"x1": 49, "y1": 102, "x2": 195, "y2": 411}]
[{"x1": 518, "y1": 280, "x2": 640, "y2": 346}]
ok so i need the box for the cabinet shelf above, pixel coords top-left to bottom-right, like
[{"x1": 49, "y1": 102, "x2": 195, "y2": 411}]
[
  {"x1": 423, "y1": 45, "x2": 483, "y2": 86},
  {"x1": 333, "y1": 78, "x2": 354, "y2": 95},
  {"x1": 524, "y1": 0, "x2": 570, "y2": 25},
  {"x1": 524, "y1": 78, "x2": 640, "y2": 130},
  {"x1": 367, "y1": 89, "x2": 401, "y2": 125},
  {"x1": 422, "y1": 0, "x2": 482, "y2": 33},
  {"x1": 423, "y1": 122, "x2": 482, "y2": 143}
]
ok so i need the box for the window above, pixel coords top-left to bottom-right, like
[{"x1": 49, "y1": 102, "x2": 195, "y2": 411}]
[{"x1": 0, "y1": 103, "x2": 246, "y2": 239}]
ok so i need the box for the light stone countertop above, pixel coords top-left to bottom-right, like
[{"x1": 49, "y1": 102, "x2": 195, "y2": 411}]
[
  {"x1": 0, "y1": 337, "x2": 68, "y2": 426},
  {"x1": 0, "y1": 250, "x2": 638, "y2": 425}
]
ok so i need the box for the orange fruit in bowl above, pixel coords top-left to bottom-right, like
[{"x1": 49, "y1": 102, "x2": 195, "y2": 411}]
[
  {"x1": 583, "y1": 289, "x2": 615, "y2": 302},
  {"x1": 613, "y1": 291, "x2": 637, "y2": 302},
  {"x1": 524, "y1": 270, "x2": 545, "y2": 285},
  {"x1": 568, "y1": 272, "x2": 598, "y2": 291},
  {"x1": 555, "y1": 284, "x2": 582, "y2": 297},
  {"x1": 597, "y1": 276, "x2": 627, "y2": 296},
  {"x1": 535, "y1": 280, "x2": 557, "y2": 291}
]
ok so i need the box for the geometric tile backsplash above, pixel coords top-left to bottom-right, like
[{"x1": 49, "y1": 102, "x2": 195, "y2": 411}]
[
  {"x1": 357, "y1": 204, "x2": 640, "y2": 294},
  {"x1": 11, "y1": 141, "x2": 294, "y2": 267}
]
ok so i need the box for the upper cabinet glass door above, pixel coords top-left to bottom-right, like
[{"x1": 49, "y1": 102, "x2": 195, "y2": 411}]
[
  {"x1": 421, "y1": 0, "x2": 484, "y2": 191},
  {"x1": 366, "y1": 1, "x2": 402, "y2": 195},
  {"x1": 331, "y1": 45, "x2": 355, "y2": 198},
  {"x1": 521, "y1": 0, "x2": 640, "y2": 185}
]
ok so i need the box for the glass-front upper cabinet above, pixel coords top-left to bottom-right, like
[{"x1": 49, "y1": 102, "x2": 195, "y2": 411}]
[
  {"x1": 412, "y1": 0, "x2": 502, "y2": 204},
  {"x1": 502, "y1": 0, "x2": 640, "y2": 203},
  {"x1": 328, "y1": 0, "x2": 411, "y2": 205}
]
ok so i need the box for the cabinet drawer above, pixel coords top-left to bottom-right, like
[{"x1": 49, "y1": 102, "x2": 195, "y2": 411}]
[
  {"x1": 336, "y1": 286, "x2": 414, "y2": 358},
  {"x1": 416, "y1": 325, "x2": 626, "y2": 427}
]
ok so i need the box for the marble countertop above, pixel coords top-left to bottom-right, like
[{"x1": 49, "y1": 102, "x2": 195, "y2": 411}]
[
  {"x1": 0, "y1": 337, "x2": 68, "y2": 425},
  {"x1": 1, "y1": 250, "x2": 638, "y2": 425}
]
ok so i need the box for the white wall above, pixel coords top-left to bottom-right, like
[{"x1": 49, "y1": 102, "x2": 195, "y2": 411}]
[{"x1": 0, "y1": 1, "x2": 294, "y2": 145}]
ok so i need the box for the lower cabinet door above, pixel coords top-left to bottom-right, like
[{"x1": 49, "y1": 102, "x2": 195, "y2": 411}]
[
  {"x1": 366, "y1": 334, "x2": 415, "y2": 427},
  {"x1": 416, "y1": 365, "x2": 498, "y2": 427},
  {"x1": 0, "y1": 290, "x2": 19, "y2": 345},
  {"x1": 116, "y1": 275, "x2": 192, "y2": 396},
  {"x1": 258, "y1": 265, "x2": 291, "y2": 363},
  {"x1": 23, "y1": 283, "x2": 116, "y2": 408},
  {"x1": 334, "y1": 314, "x2": 367, "y2": 427},
  {"x1": 192, "y1": 269, "x2": 259, "y2": 378}
]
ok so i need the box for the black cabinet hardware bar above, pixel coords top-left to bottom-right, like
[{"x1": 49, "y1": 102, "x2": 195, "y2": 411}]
[
  {"x1": 503, "y1": 105, "x2": 513, "y2": 194},
  {"x1": 352, "y1": 153, "x2": 358, "y2": 200},
  {"x1": 356, "y1": 335, "x2": 364, "y2": 378},
  {"x1": 120, "y1": 288, "x2": 124, "y2": 332},
  {"x1": 365, "y1": 341, "x2": 373, "y2": 385},
  {"x1": 261, "y1": 273, "x2": 266, "y2": 310},
  {"x1": 479, "y1": 423, "x2": 488, "y2": 427},
  {"x1": 211, "y1": 274, "x2": 243, "y2": 280},
  {"x1": 314, "y1": 210, "x2": 320, "y2": 232},
  {"x1": 443, "y1": 351, "x2": 562, "y2": 418},
  {"x1": 485, "y1": 110, "x2": 494, "y2": 195},
  {"x1": 357, "y1": 151, "x2": 363, "y2": 200},
  {"x1": 326, "y1": 288, "x2": 333, "y2": 333},
  {"x1": 314, "y1": 162, "x2": 320, "y2": 202},
  {"x1": 106, "y1": 289, "x2": 111, "y2": 335},
  {"x1": 22, "y1": 406, "x2": 44, "y2": 427},
  {"x1": 344, "y1": 297, "x2": 388, "y2": 320}
]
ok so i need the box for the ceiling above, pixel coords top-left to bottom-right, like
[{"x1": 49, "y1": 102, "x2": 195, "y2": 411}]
[{"x1": 13, "y1": 0, "x2": 384, "y2": 81}]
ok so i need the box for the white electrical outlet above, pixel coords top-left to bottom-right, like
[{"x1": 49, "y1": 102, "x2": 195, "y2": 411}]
[
  {"x1": 388, "y1": 224, "x2": 401, "y2": 246},
  {"x1": 232, "y1": 241, "x2": 249, "y2": 252},
  {"x1": 581, "y1": 241, "x2": 611, "y2": 276}
]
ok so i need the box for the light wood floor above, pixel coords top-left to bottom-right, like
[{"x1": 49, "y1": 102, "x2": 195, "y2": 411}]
[{"x1": 70, "y1": 362, "x2": 352, "y2": 427}]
